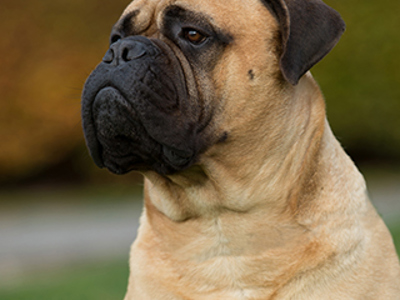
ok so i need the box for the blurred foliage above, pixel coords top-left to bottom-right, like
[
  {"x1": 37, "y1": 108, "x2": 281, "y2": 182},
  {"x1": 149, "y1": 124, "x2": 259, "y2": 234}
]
[
  {"x1": 0, "y1": 0, "x2": 399, "y2": 184},
  {"x1": 0, "y1": 0, "x2": 129, "y2": 183},
  {"x1": 0, "y1": 259, "x2": 129, "y2": 300},
  {"x1": 314, "y1": 0, "x2": 400, "y2": 161}
]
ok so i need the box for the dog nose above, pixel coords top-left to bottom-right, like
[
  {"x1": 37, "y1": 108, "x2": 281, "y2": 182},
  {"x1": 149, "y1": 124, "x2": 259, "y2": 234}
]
[{"x1": 103, "y1": 39, "x2": 147, "y2": 65}]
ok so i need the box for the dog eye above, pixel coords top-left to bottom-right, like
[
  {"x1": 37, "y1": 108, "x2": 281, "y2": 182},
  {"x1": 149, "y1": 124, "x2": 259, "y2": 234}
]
[{"x1": 181, "y1": 28, "x2": 207, "y2": 45}]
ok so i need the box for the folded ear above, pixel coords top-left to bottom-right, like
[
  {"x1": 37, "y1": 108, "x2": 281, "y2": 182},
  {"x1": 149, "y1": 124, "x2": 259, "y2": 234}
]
[{"x1": 262, "y1": 0, "x2": 345, "y2": 85}]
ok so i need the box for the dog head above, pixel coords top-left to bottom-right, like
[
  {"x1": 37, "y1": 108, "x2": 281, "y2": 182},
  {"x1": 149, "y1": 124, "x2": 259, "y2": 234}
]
[{"x1": 81, "y1": 0, "x2": 345, "y2": 175}]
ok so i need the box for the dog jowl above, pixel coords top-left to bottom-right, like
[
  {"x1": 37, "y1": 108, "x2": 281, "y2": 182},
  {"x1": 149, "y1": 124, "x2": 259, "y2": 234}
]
[{"x1": 82, "y1": 36, "x2": 200, "y2": 175}]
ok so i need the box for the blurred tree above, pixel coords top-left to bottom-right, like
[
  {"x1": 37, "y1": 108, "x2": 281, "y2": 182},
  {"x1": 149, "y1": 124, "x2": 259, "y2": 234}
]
[
  {"x1": 0, "y1": 0, "x2": 129, "y2": 182},
  {"x1": 314, "y1": 0, "x2": 400, "y2": 162}
]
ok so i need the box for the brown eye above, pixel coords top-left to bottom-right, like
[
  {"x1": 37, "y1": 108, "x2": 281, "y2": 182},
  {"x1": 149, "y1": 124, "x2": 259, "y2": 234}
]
[{"x1": 183, "y1": 28, "x2": 207, "y2": 45}]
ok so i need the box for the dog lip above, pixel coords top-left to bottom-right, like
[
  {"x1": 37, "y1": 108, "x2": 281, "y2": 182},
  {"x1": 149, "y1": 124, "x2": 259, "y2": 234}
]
[
  {"x1": 162, "y1": 146, "x2": 193, "y2": 167},
  {"x1": 84, "y1": 86, "x2": 128, "y2": 170},
  {"x1": 89, "y1": 86, "x2": 165, "y2": 174},
  {"x1": 89, "y1": 142, "x2": 105, "y2": 169},
  {"x1": 82, "y1": 97, "x2": 105, "y2": 169},
  {"x1": 92, "y1": 86, "x2": 127, "y2": 168},
  {"x1": 103, "y1": 153, "x2": 149, "y2": 175},
  {"x1": 94, "y1": 85, "x2": 124, "y2": 99}
]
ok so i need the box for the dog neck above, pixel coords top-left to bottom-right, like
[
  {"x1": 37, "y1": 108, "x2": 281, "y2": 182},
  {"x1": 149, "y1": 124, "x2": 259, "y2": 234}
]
[
  {"x1": 143, "y1": 74, "x2": 333, "y2": 220},
  {"x1": 138, "y1": 73, "x2": 367, "y2": 281},
  {"x1": 129, "y1": 74, "x2": 370, "y2": 298}
]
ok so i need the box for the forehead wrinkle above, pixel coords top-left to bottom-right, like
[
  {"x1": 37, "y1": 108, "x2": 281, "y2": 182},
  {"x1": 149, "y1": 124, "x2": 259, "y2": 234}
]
[
  {"x1": 154, "y1": 0, "x2": 178, "y2": 30},
  {"x1": 155, "y1": 0, "x2": 230, "y2": 41},
  {"x1": 168, "y1": 0, "x2": 251, "y2": 39},
  {"x1": 116, "y1": 10, "x2": 140, "y2": 36},
  {"x1": 161, "y1": 5, "x2": 216, "y2": 28},
  {"x1": 176, "y1": 0, "x2": 274, "y2": 32},
  {"x1": 119, "y1": 0, "x2": 177, "y2": 35}
]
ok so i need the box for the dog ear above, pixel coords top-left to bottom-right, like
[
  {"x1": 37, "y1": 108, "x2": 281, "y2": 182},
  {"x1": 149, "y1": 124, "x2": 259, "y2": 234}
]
[{"x1": 262, "y1": 0, "x2": 345, "y2": 85}]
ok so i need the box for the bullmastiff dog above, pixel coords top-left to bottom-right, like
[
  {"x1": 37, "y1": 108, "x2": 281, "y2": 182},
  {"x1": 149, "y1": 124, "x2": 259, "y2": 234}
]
[{"x1": 82, "y1": 0, "x2": 400, "y2": 298}]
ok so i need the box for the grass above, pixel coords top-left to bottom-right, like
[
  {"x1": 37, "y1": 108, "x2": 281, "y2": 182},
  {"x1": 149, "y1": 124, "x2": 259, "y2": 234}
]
[
  {"x1": 1, "y1": 224, "x2": 399, "y2": 300},
  {"x1": 0, "y1": 260, "x2": 129, "y2": 300},
  {"x1": 390, "y1": 222, "x2": 400, "y2": 259}
]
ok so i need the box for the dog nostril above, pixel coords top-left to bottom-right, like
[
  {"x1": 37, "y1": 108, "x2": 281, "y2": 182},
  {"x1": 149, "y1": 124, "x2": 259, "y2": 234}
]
[
  {"x1": 121, "y1": 43, "x2": 147, "y2": 62},
  {"x1": 122, "y1": 47, "x2": 130, "y2": 62},
  {"x1": 103, "y1": 49, "x2": 114, "y2": 64},
  {"x1": 102, "y1": 40, "x2": 148, "y2": 65}
]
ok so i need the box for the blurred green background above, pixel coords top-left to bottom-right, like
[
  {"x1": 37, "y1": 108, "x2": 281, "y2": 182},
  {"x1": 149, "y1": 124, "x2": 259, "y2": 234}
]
[{"x1": 0, "y1": 0, "x2": 399, "y2": 299}]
